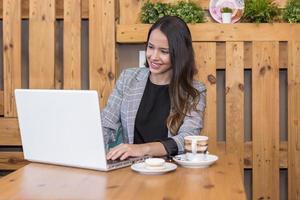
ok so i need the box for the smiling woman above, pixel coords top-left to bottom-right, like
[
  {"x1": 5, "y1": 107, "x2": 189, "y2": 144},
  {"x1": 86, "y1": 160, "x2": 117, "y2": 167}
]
[
  {"x1": 102, "y1": 16, "x2": 206, "y2": 161},
  {"x1": 146, "y1": 29, "x2": 172, "y2": 85}
]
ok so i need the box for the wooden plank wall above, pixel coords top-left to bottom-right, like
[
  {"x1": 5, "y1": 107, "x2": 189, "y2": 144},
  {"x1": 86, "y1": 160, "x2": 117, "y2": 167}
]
[
  {"x1": 0, "y1": 0, "x2": 116, "y2": 172},
  {"x1": 0, "y1": 1, "x2": 299, "y2": 200},
  {"x1": 0, "y1": 0, "x2": 289, "y2": 20},
  {"x1": 194, "y1": 41, "x2": 284, "y2": 200}
]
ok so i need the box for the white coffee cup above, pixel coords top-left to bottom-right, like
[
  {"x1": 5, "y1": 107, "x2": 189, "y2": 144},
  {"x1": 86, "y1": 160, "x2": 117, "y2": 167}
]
[{"x1": 184, "y1": 135, "x2": 208, "y2": 161}]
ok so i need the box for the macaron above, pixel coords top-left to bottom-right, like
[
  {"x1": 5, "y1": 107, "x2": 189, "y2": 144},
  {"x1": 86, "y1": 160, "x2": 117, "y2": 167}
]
[{"x1": 145, "y1": 158, "x2": 166, "y2": 170}]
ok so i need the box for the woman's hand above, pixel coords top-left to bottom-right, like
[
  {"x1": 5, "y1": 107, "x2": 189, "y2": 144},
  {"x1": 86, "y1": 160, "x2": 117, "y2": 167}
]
[
  {"x1": 106, "y1": 143, "x2": 149, "y2": 160},
  {"x1": 106, "y1": 142, "x2": 167, "y2": 160}
]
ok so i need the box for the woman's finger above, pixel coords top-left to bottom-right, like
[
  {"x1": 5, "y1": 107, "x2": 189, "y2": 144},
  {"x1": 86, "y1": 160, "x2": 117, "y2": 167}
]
[
  {"x1": 106, "y1": 144, "x2": 124, "y2": 159},
  {"x1": 110, "y1": 146, "x2": 127, "y2": 160},
  {"x1": 120, "y1": 152, "x2": 130, "y2": 160}
]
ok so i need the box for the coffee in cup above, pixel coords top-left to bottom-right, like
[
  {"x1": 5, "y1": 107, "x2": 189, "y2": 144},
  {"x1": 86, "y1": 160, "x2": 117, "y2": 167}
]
[{"x1": 184, "y1": 135, "x2": 208, "y2": 161}]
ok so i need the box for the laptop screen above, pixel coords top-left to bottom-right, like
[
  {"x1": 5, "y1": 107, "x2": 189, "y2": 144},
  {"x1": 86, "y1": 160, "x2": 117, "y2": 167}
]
[{"x1": 15, "y1": 89, "x2": 110, "y2": 171}]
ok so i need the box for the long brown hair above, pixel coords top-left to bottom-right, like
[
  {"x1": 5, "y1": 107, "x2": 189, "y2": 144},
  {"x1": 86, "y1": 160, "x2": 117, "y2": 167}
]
[{"x1": 145, "y1": 16, "x2": 200, "y2": 135}]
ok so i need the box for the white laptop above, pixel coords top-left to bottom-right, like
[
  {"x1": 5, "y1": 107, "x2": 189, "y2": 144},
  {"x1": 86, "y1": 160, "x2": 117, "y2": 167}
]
[{"x1": 15, "y1": 89, "x2": 147, "y2": 171}]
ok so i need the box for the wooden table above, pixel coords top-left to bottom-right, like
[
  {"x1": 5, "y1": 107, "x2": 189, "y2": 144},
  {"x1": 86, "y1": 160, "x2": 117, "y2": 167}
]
[{"x1": 0, "y1": 153, "x2": 246, "y2": 200}]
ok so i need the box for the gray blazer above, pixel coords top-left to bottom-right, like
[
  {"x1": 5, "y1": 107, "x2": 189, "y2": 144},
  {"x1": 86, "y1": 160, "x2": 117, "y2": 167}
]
[{"x1": 101, "y1": 67, "x2": 206, "y2": 153}]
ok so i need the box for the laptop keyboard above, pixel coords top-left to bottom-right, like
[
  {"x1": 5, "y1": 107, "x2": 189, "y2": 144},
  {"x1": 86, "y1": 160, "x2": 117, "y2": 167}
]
[
  {"x1": 107, "y1": 156, "x2": 149, "y2": 170},
  {"x1": 107, "y1": 158, "x2": 125, "y2": 165}
]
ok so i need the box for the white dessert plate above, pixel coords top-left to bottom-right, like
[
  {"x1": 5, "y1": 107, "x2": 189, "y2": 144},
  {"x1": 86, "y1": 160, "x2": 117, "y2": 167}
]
[
  {"x1": 173, "y1": 154, "x2": 218, "y2": 168},
  {"x1": 131, "y1": 162, "x2": 177, "y2": 175}
]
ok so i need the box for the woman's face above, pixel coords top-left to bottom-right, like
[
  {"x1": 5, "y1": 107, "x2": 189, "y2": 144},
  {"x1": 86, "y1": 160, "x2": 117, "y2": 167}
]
[{"x1": 146, "y1": 29, "x2": 172, "y2": 77}]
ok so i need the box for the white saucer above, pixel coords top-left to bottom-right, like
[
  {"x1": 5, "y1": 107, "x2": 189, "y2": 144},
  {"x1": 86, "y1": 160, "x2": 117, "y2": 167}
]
[
  {"x1": 131, "y1": 162, "x2": 177, "y2": 175},
  {"x1": 173, "y1": 154, "x2": 218, "y2": 168}
]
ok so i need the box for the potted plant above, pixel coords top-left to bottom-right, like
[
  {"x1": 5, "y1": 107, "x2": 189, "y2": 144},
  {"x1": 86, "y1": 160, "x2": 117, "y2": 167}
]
[
  {"x1": 221, "y1": 7, "x2": 233, "y2": 23},
  {"x1": 241, "y1": 0, "x2": 280, "y2": 23}
]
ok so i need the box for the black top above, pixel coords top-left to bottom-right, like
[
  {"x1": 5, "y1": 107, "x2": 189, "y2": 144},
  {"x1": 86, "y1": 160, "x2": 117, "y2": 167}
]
[{"x1": 134, "y1": 78, "x2": 178, "y2": 156}]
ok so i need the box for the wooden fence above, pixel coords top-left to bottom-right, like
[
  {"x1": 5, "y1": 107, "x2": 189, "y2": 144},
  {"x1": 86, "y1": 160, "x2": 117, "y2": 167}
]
[{"x1": 0, "y1": 0, "x2": 299, "y2": 200}]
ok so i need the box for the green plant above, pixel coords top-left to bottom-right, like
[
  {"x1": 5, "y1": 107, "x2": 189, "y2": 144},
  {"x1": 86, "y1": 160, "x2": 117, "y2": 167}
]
[
  {"x1": 172, "y1": 1, "x2": 205, "y2": 23},
  {"x1": 141, "y1": 1, "x2": 172, "y2": 23},
  {"x1": 221, "y1": 7, "x2": 233, "y2": 13},
  {"x1": 283, "y1": 0, "x2": 300, "y2": 23},
  {"x1": 140, "y1": 0, "x2": 205, "y2": 24},
  {"x1": 242, "y1": 0, "x2": 281, "y2": 23},
  {"x1": 141, "y1": 1, "x2": 156, "y2": 23}
]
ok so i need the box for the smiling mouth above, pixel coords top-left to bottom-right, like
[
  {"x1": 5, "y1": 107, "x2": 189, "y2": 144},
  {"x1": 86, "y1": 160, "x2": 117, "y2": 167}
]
[{"x1": 150, "y1": 62, "x2": 161, "y2": 69}]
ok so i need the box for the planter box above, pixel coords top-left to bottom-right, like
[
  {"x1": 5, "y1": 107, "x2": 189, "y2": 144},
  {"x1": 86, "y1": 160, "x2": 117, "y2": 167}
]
[{"x1": 117, "y1": 23, "x2": 300, "y2": 43}]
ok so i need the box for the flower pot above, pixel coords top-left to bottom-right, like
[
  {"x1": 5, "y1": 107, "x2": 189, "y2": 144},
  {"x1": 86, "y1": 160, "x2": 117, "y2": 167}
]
[{"x1": 222, "y1": 13, "x2": 232, "y2": 23}]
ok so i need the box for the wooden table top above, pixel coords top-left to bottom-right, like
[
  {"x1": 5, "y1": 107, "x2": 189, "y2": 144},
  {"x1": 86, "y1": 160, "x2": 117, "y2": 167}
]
[{"x1": 0, "y1": 153, "x2": 246, "y2": 200}]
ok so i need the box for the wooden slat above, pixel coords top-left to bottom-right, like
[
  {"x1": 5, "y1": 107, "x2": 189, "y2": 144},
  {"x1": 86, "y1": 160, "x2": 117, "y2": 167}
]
[
  {"x1": 0, "y1": 118, "x2": 21, "y2": 146},
  {"x1": 0, "y1": 152, "x2": 27, "y2": 170},
  {"x1": 29, "y1": 0, "x2": 55, "y2": 89},
  {"x1": 225, "y1": 42, "x2": 244, "y2": 176},
  {"x1": 89, "y1": 0, "x2": 116, "y2": 107},
  {"x1": 194, "y1": 23, "x2": 299, "y2": 42},
  {"x1": 64, "y1": 0, "x2": 81, "y2": 89},
  {"x1": 288, "y1": 41, "x2": 300, "y2": 200},
  {"x1": 252, "y1": 42, "x2": 280, "y2": 200},
  {"x1": 217, "y1": 141, "x2": 287, "y2": 169},
  {"x1": 117, "y1": 24, "x2": 300, "y2": 43},
  {"x1": 193, "y1": 42, "x2": 217, "y2": 154},
  {"x1": 0, "y1": 0, "x2": 89, "y2": 19},
  {"x1": 117, "y1": 24, "x2": 149, "y2": 43},
  {"x1": 0, "y1": 91, "x2": 3, "y2": 116},
  {"x1": 3, "y1": 0, "x2": 21, "y2": 117},
  {"x1": 119, "y1": 0, "x2": 146, "y2": 24}
]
